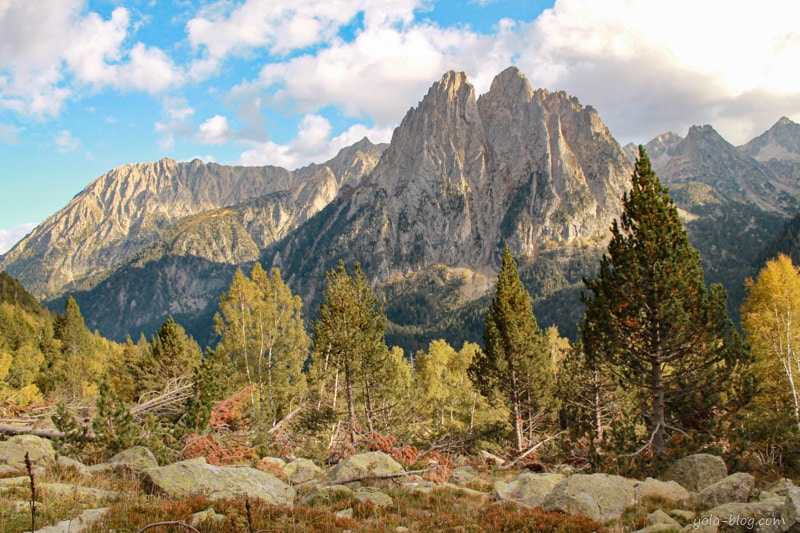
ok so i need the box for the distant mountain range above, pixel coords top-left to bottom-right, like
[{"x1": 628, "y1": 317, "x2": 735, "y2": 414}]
[{"x1": 2, "y1": 67, "x2": 799, "y2": 352}]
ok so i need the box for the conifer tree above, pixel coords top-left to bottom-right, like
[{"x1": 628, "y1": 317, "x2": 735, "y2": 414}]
[
  {"x1": 581, "y1": 146, "x2": 748, "y2": 454},
  {"x1": 469, "y1": 245, "x2": 554, "y2": 452},
  {"x1": 310, "y1": 261, "x2": 391, "y2": 442}
]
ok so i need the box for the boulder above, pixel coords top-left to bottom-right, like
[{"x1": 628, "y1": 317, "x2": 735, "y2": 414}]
[
  {"x1": 299, "y1": 483, "x2": 353, "y2": 506},
  {"x1": 647, "y1": 509, "x2": 681, "y2": 528},
  {"x1": 327, "y1": 451, "x2": 404, "y2": 485},
  {"x1": 493, "y1": 472, "x2": 564, "y2": 508},
  {"x1": 634, "y1": 477, "x2": 690, "y2": 504},
  {"x1": 87, "y1": 446, "x2": 158, "y2": 476},
  {"x1": 542, "y1": 473, "x2": 635, "y2": 523},
  {"x1": 39, "y1": 483, "x2": 118, "y2": 505},
  {"x1": 188, "y1": 507, "x2": 227, "y2": 527},
  {"x1": 697, "y1": 499, "x2": 785, "y2": 533},
  {"x1": 695, "y1": 473, "x2": 755, "y2": 508},
  {"x1": 141, "y1": 457, "x2": 295, "y2": 505},
  {"x1": 661, "y1": 454, "x2": 727, "y2": 492},
  {"x1": 0, "y1": 435, "x2": 56, "y2": 472},
  {"x1": 782, "y1": 486, "x2": 800, "y2": 530},
  {"x1": 353, "y1": 487, "x2": 393, "y2": 508},
  {"x1": 284, "y1": 458, "x2": 322, "y2": 485},
  {"x1": 56, "y1": 456, "x2": 89, "y2": 476},
  {"x1": 449, "y1": 466, "x2": 477, "y2": 486}
]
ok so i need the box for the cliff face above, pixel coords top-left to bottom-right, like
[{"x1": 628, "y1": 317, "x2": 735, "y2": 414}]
[
  {"x1": 271, "y1": 67, "x2": 632, "y2": 299},
  {"x1": 0, "y1": 139, "x2": 385, "y2": 299}
]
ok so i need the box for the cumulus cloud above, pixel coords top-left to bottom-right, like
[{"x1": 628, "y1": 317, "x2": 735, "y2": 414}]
[
  {"x1": 237, "y1": 114, "x2": 393, "y2": 168},
  {"x1": 186, "y1": 0, "x2": 421, "y2": 78},
  {"x1": 0, "y1": 124, "x2": 20, "y2": 144},
  {"x1": 0, "y1": 223, "x2": 36, "y2": 255},
  {"x1": 196, "y1": 115, "x2": 233, "y2": 145},
  {"x1": 0, "y1": 1, "x2": 183, "y2": 119}
]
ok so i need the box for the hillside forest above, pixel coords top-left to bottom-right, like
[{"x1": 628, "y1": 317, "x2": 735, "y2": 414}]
[{"x1": 2, "y1": 148, "x2": 800, "y2": 479}]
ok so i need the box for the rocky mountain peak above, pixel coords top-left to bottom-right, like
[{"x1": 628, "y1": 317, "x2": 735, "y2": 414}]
[
  {"x1": 740, "y1": 116, "x2": 800, "y2": 162},
  {"x1": 643, "y1": 132, "x2": 683, "y2": 173}
]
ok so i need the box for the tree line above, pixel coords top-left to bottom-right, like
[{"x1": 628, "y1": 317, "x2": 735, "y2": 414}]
[{"x1": 1, "y1": 147, "x2": 800, "y2": 475}]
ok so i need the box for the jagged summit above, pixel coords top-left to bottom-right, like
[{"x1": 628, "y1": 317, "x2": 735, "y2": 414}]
[
  {"x1": 741, "y1": 116, "x2": 800, "y2": 162},
  {"x1": 270, "y1": 67, "x2": 632, "y2": 296}
]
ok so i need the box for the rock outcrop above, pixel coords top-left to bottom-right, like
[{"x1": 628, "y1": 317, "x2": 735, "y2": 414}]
[
  {"x1": 140, "y1": 456, "x2": 295, "y2": 505},
  {"x1": 661, "y1": 453, "x2": 728, "y2": 492},
  {"x1": 541, "y1": 473, "x2": 635, "y2": 522}
]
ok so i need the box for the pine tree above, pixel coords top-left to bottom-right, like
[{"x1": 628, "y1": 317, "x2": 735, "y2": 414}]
[
  {"x1": 581, "y1": 146, "x2": 748, "y2": 454},
  {"x1": 141, "y1": 316, "x2": 201, "y2": 395},
  {"x1": 310, "y1": 261, "x2": 391, "y2": 443},
  {"x1": 469, "y1": 245, "x2": 554, "y2": 452}
]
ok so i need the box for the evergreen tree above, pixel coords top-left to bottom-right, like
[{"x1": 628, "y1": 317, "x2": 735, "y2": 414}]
[
  {"x1": 469, "y1": 245, "x2": 555, "y2": 452},
  {"x1": 139, "y1": 316, "x2": 201, "y2": 395},
  {"x1": 581, "y1": 146, "x2": 749, "y2": 454},
  {"x1": 310, "y1": 261, "x2": 391, "y2": 442}
]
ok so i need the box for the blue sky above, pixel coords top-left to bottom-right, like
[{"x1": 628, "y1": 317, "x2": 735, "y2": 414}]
[{"x1": 1, "y1": 0, "x2": 800, "y2": 253}]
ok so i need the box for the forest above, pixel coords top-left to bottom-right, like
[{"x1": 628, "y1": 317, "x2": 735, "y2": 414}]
[{"x1": 0, "y1": 148, "x2": 799, "y2": 481}]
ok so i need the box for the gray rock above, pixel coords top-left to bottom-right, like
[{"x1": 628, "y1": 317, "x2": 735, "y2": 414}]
[
  {"x1": 635, "y1": 477, "x2": 690, "y2": 504},
  {"x1": 188, "y1": 507, "x2": 226, "y2": 527},
  {"x1": 542, "y1": 473, "x2": 635, "y2": 522},
  {"x1": 327, "y1": 451, "x2": 404, "y2": 485},
  {"x1": 647, "y1": 509, "x2": 681, "y2": 527},
  {"x1": 87, "y1": 446, "x2": 158, "y2": 476},
  {"x1": 32, "y1": 507, "x2": 108, "y2": 533},
  {"x1": 449, "y1": 465, "x2": 477, "y2": 486},
  {"x1": 39, "y1": 483, "x2": 118, "y2": 505},
  {"x1": 493, "y1": 472, "x2": 564, "y2": 508},
  {"x1": 285, "y1": 458, "x2": 321, "y2": 485},
  {"x1": 0, "y1": 435, "x2": 56, "y2": 472},
  {"x1": 695, "y1": 473, "x2": 755, "y2": 508},
  {"x1": 56, "y1": 456, "x2": 89, "y2": 475},
  {"x1": 661, "y1": 454, "x2": 727, "y2": 492},
  {"x1": 402, "y1": 481, "x2": 438, "y2": 494},
  {"x1": 141, "y1": 457, "x2": 295, "y2": 505},
  {"x1": 698, "y1": 500, "x2": 785, "y2": 533},
  {"x1": 353, "y1": 487, "x2": 393, "y2": 508},
  {"x1": 299, "y1": 483, "x2": 353, "y2": 506}
]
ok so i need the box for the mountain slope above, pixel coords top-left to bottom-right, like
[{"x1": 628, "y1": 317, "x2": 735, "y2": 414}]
[{"x1": 0, "y1": 139, "x2": 385, "y2": 300}]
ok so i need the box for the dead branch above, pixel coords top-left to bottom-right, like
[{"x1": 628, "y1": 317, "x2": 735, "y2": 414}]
[
  {"x1": 132, "y1": 377, "x2": 194, "y2": 419},
  {"x1": 500, "y1": 431, "x2": 565, "y2": 470},
  {"x1": 267, "y1": 405, "x2": 302, "y2": 435},
  {"x1": 136, "y1": 521, "x2": 200, "y2": 533}
]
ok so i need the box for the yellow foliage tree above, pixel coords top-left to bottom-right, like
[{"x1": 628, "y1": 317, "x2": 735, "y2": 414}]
[{"x1": 742, "y1": 253, "x2": 800, "y2": 430}]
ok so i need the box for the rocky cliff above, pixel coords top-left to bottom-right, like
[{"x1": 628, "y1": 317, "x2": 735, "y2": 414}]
[{"x1": 270, "y1": 67, "x2": 631, "y2": 299}]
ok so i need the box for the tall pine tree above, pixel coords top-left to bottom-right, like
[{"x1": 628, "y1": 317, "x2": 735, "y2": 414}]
[
  {"x1": 581, "y1": 146, "x2": 748, "y2": 454},
  {"x1": 469, "y1": 245, "x2": 554, "y2": 452}
]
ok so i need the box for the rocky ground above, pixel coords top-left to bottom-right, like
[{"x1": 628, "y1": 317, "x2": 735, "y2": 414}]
[{"x1": 0, "y1": 434, "x2": 796, "y2": 532}]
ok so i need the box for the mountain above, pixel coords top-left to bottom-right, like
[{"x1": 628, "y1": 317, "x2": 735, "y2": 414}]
[
  {"x1": 263, "y1": 67, "x2": 632, "y2": 347},
  {"x1": 38, "y1": 67, "x2": 633, "y2": 347},
  {"x1": 740, "y1": 116, "x2": 800, "y2": 191},
  {"x1": 644, "y1": 121, "x2": 800, "y2": 321},
  {"x1": 6, "y1": 67, "x2": 799, "y2": 351},
  {"x1": 0, "y1": 139, "x2": 385, "y2": 300}
]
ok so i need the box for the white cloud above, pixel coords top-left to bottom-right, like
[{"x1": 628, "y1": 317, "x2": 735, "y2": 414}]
[
  {"x1": 186, "y1": 0, "x2": 421, "y2": 78},
  {"x1": 0, "y1": 1, "x2": 183, "y2": 119},
  {"x1": 55, "y1": 130, "x2": 80, "y2": 153},
  {"x1": 237, "y1": 114, "x2": 393, "y2": 168},
  {"x1": 196, "y1": 115, "x2": 232, "y2": 145},
  {"x1": 0, "y1": 223, "x2": 37, "y2": 255},
  {"x1": 513, "y1": 0, "x2": 800, "y2": 144}
]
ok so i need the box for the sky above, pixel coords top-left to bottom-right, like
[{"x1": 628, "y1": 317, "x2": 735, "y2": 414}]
[{"x1": 1, "y1": 0, "x2": 800, "y2": 254}]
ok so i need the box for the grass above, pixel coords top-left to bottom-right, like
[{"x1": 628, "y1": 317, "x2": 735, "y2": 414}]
[{"x1": 76, "y1": 484, "x2": 604, "y2": 533}]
